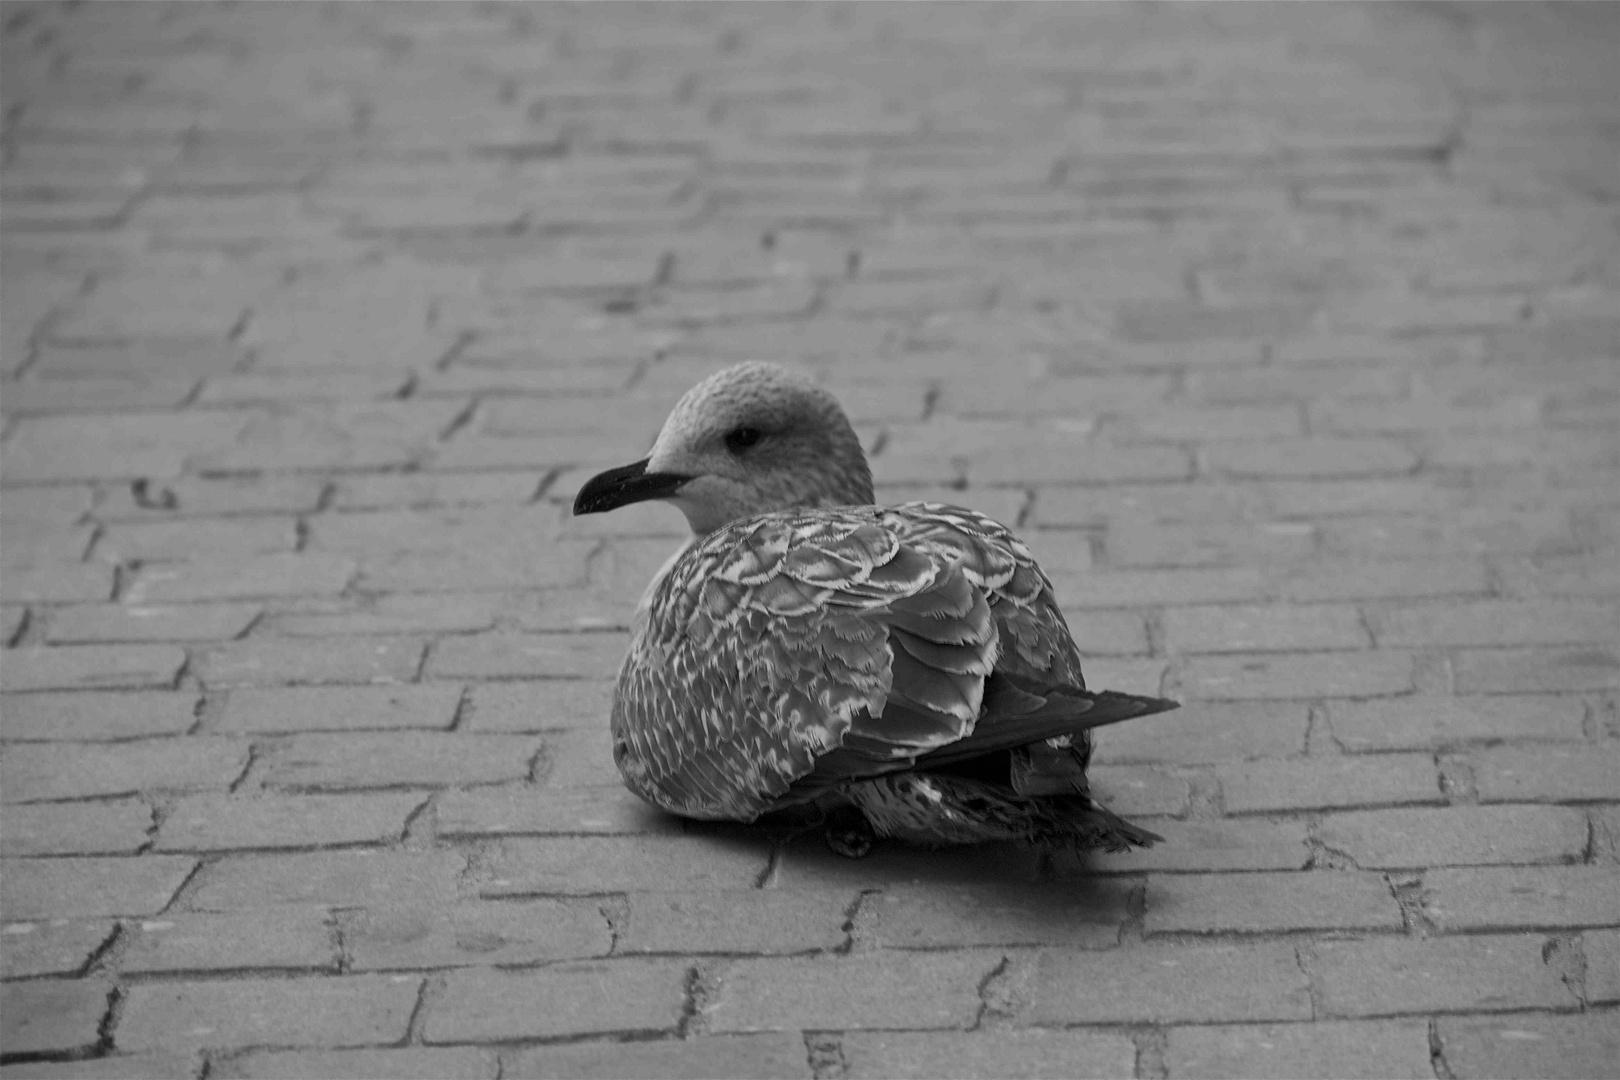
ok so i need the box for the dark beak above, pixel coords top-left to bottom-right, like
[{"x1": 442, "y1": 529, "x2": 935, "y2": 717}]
[{"x1": 572, "y1": 458, "x2": 694, "y2": 515}]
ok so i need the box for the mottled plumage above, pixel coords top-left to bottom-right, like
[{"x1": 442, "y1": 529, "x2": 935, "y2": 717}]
[{"x1": 574, "y1": 362, "x2": 1176, "y2": 853}]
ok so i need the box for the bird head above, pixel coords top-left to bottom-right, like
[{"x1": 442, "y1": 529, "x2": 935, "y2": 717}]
[{"x1": 573, "y1": 361, "x2": 874, "y2": 535}]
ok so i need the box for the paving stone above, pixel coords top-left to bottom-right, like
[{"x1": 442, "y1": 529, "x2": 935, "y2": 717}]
[
  {"x1": 215, "y1": 684, "x2": 462, "y2": 734},
  {"x1": 1437, "y1": 1012, "x2": 1620, "y2": 1080},
  {"x1": 1033, "y1": 942, "x2": 1312, "y2": 1024},
  {"x1": 121, "y1": 908, "x2": 337, "y2": 974},
  {"x1": 2, "y1": 739, "x2": 248, "y2": 802},
  {"x1": 262, "y1": 594, "x2": 503, "y2": 637},
  {"x1": 186, "y1": 850, "x2": 463, "y2": 911},
  {"x1": 868, "y1": 878, "x2": 1129, "y2": 949},
  {"x1": 1278, "y1": 557, "x2": 1493, "y2": 602},
  {"x1": 1165, "y1": 1019, "x2": 1434, "y2": 1080},
  {"x1": 94, "y1": 476, "x2": 326, "y2": 520},
  {"x1": 257, "y1": 733, "x2": 539, "y2": 790},
  {"x1": 1161, "y1": 603, "x2": 1371, "y2": 653},
  {"x1": 1587, "y1": 929, "x2": 1620, "y2": 1005},
  {"x1": 1424, "y1": 866, "x2": 1620, "y2": 931},
  {"x1": 118, "y1": 976, "x2": 421, "y2": 1052},
  {"x1": 619, "y1": 889, "x2": 852, "y2": 955},
  {"x1": 0, "y1": 980, "x2": 110, "y2": 1056},
  {"x1": 341, "y1": 899, "x2": 609, "y2": 971},
  {"x1": 1087, "y1": 818, "x2": 1310, "y2": 874},
  {"x1": 1326, "y1": 695, "x2": 1588, "y2": 751},
  {"x1": 95, "y1": 518, "x2": 298, "y2": 563},
  {"x1": 154, "y1": 792, "x2": 427, "y2": 851},
  {"x1": 711, "y1": 951, "x2": 994, "y2": 1033},
  {"x1": 2, "y1": 412, "x2": 249, "y2": 481},
  {"x1": 1144, "y1": 870, "x2": 1403, "y2": 935},
  {"x1": 506, "y1": 1034, "x2": 811, "y2": 1080},
  {"x1": 0, "y1": 561, "x2": 116, "y2": 603},
  {"x1": 1471, "y1": 744, "x2": 1620, "y2": 803},
  {"x1": 437, "y1": 771, "x2": 674, "y2": 832},
  {"x1": 482, "y1": 836, "x2": 771, "y2": 896},
  {"x1": 1369, "y1": 599, "x2": 1620, "y2": 648},
  {"x1": 1178, "y1": 651, "x2": 1415, "y2": 700},
  {"x1": 191, "y1": 636, "x2": 425, "y2": 688},
  {"x1": 45, "y1": 603, "x2": 261, "y2": 644},
  {"x1": 223, "y1": 1048, "x2": 495, "y2": 1080},
  {"x1": 426, "y1": 633, "x2": 626, "y2": 680},
  {"x1": 1216, "y1": 754, "x2": 1441, "y2": 814},
  {"x1": 841, "y1": 1029, "x2": 1136, "y2": 1080},
  {"x1": 1314, "y1": 935, "x2": 1579, "y2": 1017},
  {"x1": 1203, "y1": 437, "x2": 1418, "y2": 479},
  {"x1": 356, "y1": 543, "x2": 593, "y2": 593},
  {"x1": 1091, "y1": 701, "x2": 1309, "y2": 765},
  {"x1": 0, "y1": 919, "x2": 117, "y2": 978},
  {"x1": 1087, "y1": 765, "x2": 1192, "y2": 817},
  {"x1": 1454, "y1": 646, "x2": 1620, "y2": 694},
  {"x1": 0, "y1": 644, "x2": 186, "y2": 692},
  {"x1": 125, "y1": 553, "x2": 356, "y2": 603},
  {"x1": 425, "y1": 960, "x2": 689, "y2": 1043},
  {"x1": 1315, "y1": 805, "x2": 1590, "y2": 869},
  {"x1": 0, "y1": 855, "x2": 195, "y2": 919},
  {"x1": 1, "y1": 797, "x2": 153, "y2": 855},
  {"x1": 328, "y1": 472, "x2": 542, "y2": 511}
]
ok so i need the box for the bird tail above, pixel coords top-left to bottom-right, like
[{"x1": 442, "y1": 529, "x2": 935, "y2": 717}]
[{"x1": 1035, "y1": 796, "x2": 1163, "y2": 853}]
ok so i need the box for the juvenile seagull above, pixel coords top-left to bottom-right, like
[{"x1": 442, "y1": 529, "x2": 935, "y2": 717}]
[{"x1": 574, "y1": 362, "x2": 1176, "y2": 856}]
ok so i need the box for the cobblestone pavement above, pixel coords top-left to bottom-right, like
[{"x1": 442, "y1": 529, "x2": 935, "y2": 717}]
[{"x1": 2, "y1": 1, "x2": 1618, "y2": 1076}]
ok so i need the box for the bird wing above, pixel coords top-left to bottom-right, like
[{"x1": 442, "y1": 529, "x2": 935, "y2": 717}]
[{"x1": 610, "y1": 502, "x2": 1154, "y2": 821}]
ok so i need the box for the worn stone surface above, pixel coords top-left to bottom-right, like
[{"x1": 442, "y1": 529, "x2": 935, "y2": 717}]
[{"x1": 1, "y1": 5, "x2": 1616, "y2": 1076}]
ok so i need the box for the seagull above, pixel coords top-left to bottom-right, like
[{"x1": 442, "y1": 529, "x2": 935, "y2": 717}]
[{"x1": 574, "y1": 361, "x2": 1177, "y2": 856}]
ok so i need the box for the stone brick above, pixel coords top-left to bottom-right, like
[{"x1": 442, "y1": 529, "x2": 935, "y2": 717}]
[
  {"x1": 1087, "y1": 765, "x2": 1191, "y2": 817},
  {"x1": 2, "y1": 739, "x2": 248, "y2": 803},
  {"x1": 186, "y1": 851, "x2": 463, "y2": 911},
  {"x1": 215, "y1": 685, "x2": 462, "y2": 734},
  {"x1": 437, "y1": 784, "x2": 678, "y2": 838},
  {"x1": 841, "y1": 1029, "x2": 1136, "y2": 1080},
  {"x1": 117, "y1": 976, "x2": 421, "y2": 1052},
  {"x1": 710, "y1": 951, "x2": 993, "y2": 1033},
  {"x1": 2, "y1": 412, "x2": 249, "y2": 481},
  {"x1": 0, "y1": 644, "x2": 185, "y2": 692},
  {"x1": 1279, "y1": 557, "x2": 1492, "y2": 602},
  {"x1": 1314, "y1": 935, "x2": 1579, "y2": 1017},
  {"x1": 0, "y1": 855, "x2": 195, "y2": 919},
  {"x1": 1165, "y1": 1019, "x2": 1434, "y2": 1080},
  {"x1": 1455, "y1": 646, "x2": 1620, "y2": 693},
  {"x1": 424, "y1": 960, "x2": 689, "y2": 1043},
  {"x1": 1217, "y1": 754, "x2": 1441, "y2": 813},
  {"x1": 95, "y1": 518, "x2": 297, "y2": 563},
  {"x1": 1326, "y1": 696, "x2": 1587, "y2": 751},
  {"x1": 94, "y1": 476, "x2": 326, "y2": 521},
  {"x1": 1424, "y1": 866, "x2": 1620, "y2": 931},
  {"x1": 1107, "y1": 519, "x2": 1317, "y2": 570},
  {"x1": 263, "y1": 594, "x2": 502, "y2": 638},
  {"x1": 1316, "y1": 805, "x2": 1589, "y2": 869},
  {"x1": 1162, "y1": 603, "x2": 1370, "y2": 653},
  {"x1": 1370, "y1": 600, "x2": 1620, "y2": 648},
  {"x1": 126, "y1": 554, "x2": 355, "y2": 603},
  {"x1": 356, "y1": 544, "x2": 593, "y2": 593},
  {"x1": 482, "y1": 836, "x2": 771, "y2": 896},
  {"x1": 1472, "y1": 744, "x2": 1620, "y2": 803},
  {"x1": 506, "y1": 1034, "x2": 811, "y2": 1080},
  {"x1": 155, "y1": 792, "x2": 427, "y2": 851},
  {"x1": 1087, "y1": 818, "x2": 1310, "y2": 874},
  {"x1": 426, "y1": 633, "x2": 625, "y2": 680},
  {"x1": 0, "y1": 980, "x2": 109, "y2": 1056},
  {"x1": 329, "y1": 472, "x2": 541, "y2": 511},
  {"x1": 1108, "y1": 403, "x2": 1304, "y2": 442},
  {"x1": 1091, "y1": 701, "x2": 1309, "y2": 765},
  {"x1": 342, "y1": 899, "x2": 609, "y2": 970},
  {"x1": 45, "y1": 603, "x2": 261, "y2": 645},
  {"x1": 1, "y1": 797, "x2": 152, "y2": 855},
  {"x1": 869, "y1": 878, "x2": 1129, "y2": 949},
  {"x1": 1437, "y1": 1013, "x2": 1620, "y2": 1080},
  {"x1": 225, "y1": 1048, "x2": 496, "y2": 1080},
  {"x1": 0, "y1": 561, "x2": 115, "y2": 603},
  {"x1": 192, "y1": 636, "x2": 426, "y2": 689},
  {"x1": 1033, "y1": 942, "x2": 1312, "y2": 1024},
  {"x1": 1587, "y1": 929, "x2": 1620, "y2": 1004},
  {"x1": 1203, "y1": 438, "x2": 1418, "y2": 479},
  {"x1": 615, "y1": 889, "x2": 848, "y2": 954},
  {"x1": 0, "y1": 920, "x2": 116, "y2": 979},
  {"x1": 205, "y1": 400, "x2": 469, "y2": 473},
  {"x1": 196, "y1": 371, "x2": 410, "y2": 405},
  {"x1": 1178, "y1": 651, "x2": 1415, "y2": 700},
  {"x1": 1144, "y1": 870, "x2": 1403, "y2": 935},
  {"x1": 258, "y1": 733, "x2": 539, "y2": 790},
  {"x1": 0, "y1": 1056, "x2": 196, "y2": 1080},
  {"x1": 121, "y1": 909, "x2": 337, "y2": 974}
]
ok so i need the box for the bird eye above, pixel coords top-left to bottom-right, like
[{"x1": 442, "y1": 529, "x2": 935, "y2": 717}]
[{"x1": 725, "y1": 426, "x2": 763, "y2": 452}]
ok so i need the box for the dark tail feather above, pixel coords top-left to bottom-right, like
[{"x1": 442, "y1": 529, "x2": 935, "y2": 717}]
[{"x1": 1040, "y1": 798, "x2": 1164, "y2": 853}]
